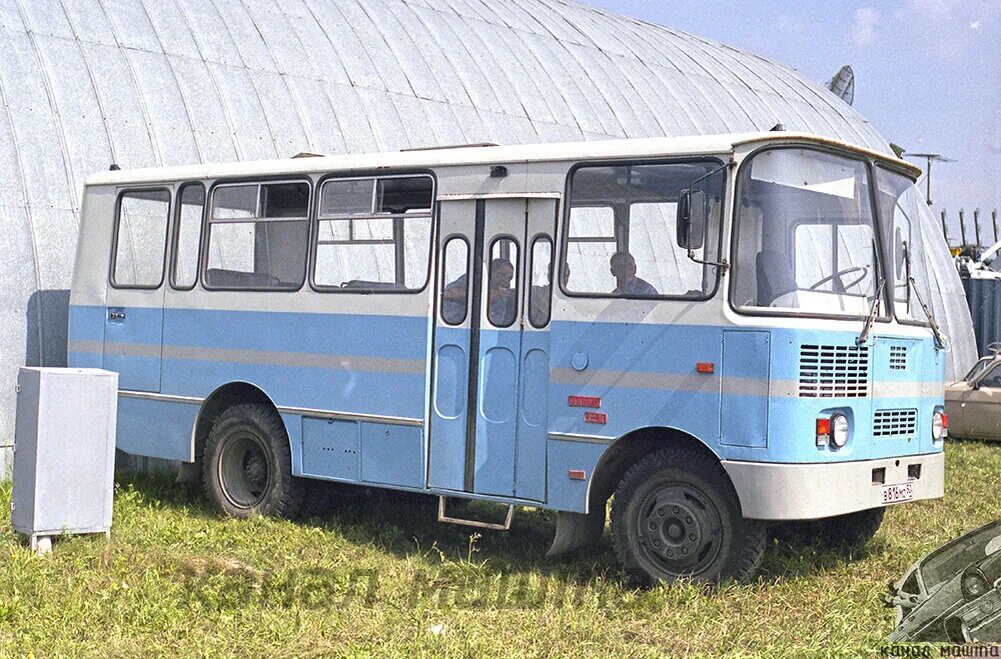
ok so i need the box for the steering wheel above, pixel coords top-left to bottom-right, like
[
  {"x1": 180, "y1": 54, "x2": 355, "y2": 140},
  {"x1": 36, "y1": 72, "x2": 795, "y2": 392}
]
[{"x1": 808, "y1": 265, "x2": 868, "y2": 292}]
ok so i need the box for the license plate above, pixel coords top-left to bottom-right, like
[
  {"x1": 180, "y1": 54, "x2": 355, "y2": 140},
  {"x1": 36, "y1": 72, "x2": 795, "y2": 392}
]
[{"x1": 882, "y1": 482, "x2": 914, "y2": 504}]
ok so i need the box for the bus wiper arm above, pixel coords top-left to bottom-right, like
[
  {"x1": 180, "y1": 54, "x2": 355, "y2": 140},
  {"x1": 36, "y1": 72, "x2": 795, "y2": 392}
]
[
  {"x1": 907, "y1": 274, "x2": 947, "y2": 350},
  {"x1": 857, "y1": 239, "x2": 883, "y2": 347},
  {"x1": 857, "y1": 275, "x2": 884, "y2": 347},
  {"x1": 902, "y1": 241, "x2": 947, "y2": 350}
]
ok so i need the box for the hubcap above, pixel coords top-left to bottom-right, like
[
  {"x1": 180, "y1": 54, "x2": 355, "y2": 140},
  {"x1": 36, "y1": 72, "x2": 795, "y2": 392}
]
[
  {"x1": 636, "y1": 484, "x2": 723, "y2": 577},
  {"x1": 218, "y1": 433, "x2": 272, "y2": 509}
]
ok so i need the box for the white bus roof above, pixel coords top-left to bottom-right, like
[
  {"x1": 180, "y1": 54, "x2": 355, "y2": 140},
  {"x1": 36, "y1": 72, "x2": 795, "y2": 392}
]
[{"x1": 85, "y1": 131, "x2": 921, "y2": 187}]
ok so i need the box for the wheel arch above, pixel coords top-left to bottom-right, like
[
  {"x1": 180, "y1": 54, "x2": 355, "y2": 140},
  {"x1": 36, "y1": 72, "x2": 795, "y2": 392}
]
[
  {"x1": 190, "y1": 381, "x2": 287, "y2": 465},
  {"x1": 586, "y1": 426, "x2": 727, "y2": 515}
]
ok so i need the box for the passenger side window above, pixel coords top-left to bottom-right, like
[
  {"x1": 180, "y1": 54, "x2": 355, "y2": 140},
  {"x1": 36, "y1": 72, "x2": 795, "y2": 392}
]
[
  {"x1": 171, "y1": 183, "x2": 205, "y2": 290},
  {"x1": 529, "y1": 236, "x2": 553, "y2": 328},
  {"x1": 487, "y1": 237, "x2": 518, "y2": 328},
  {"x1": 440, "y1": 238, "x2": 469, "y2": 326},
  {"x1": 112, "y1": 189, "x2": 171, "y2": 289},
  {"x1": 313, "y1": 176, "x2": 433, "y2": 292},
  {"x1": 981, "y1": 366, "x2": 1001, "y2": 389},
  {"x1": 205, "y1": 182, "x2": 310, "y2": 290},
  {"x1": 564, "y1": 162, "x2": 725, "y2": 299}
]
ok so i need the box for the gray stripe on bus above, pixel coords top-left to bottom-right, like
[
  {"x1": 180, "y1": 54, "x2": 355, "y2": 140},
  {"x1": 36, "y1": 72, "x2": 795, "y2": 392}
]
[
  {"x1": 71, "y1": 340, "x2": 426, "y2": 375},
  {"x1": 550, "y1": 368, "x2": 943, "y2": 399}
]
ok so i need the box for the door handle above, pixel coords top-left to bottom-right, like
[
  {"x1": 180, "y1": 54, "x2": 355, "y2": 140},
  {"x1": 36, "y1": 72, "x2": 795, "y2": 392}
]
[{"x1": 108, "y1": 309, "x2": 126, "y2": 321}]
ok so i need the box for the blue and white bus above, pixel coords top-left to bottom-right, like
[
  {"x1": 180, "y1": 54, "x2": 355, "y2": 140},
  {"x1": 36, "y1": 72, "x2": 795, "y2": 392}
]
[{"x1": 68, "y1": 132, "x2": 947, "y2": 585}]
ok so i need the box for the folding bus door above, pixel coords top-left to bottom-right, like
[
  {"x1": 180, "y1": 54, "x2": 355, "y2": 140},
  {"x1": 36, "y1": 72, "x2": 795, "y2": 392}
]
[{"x1": 428, "y1": 197, "x2": 556, "y2": 500}]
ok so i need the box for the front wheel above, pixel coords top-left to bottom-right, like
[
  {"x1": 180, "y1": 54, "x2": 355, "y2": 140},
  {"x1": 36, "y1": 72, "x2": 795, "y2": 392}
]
[
  {"x1": 202, "y1": 403, "x2": 304, "y2": 519},
  {"x1": 610, "y1": 446, "x2": 766, "y2": 587}
]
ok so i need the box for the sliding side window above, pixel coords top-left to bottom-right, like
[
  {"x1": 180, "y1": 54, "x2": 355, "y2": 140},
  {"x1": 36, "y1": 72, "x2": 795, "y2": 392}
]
[
  {"x1": 563, "y1": 162, "x2": 725, "y2": 299},
  {"x1": 204, "y1": 181, "x2": 310, "y2": 290},
  {"x1": 171, "y1": 182, "x2": 205, "y2": 290},
  {"x1": 312, "y1": 175, "x2": 433, "y2": 292}
]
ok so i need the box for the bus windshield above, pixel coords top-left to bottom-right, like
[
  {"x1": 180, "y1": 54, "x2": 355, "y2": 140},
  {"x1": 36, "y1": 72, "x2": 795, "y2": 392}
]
[{"x1": 732, "y1": 148, "x2": 880, "y2": 317}]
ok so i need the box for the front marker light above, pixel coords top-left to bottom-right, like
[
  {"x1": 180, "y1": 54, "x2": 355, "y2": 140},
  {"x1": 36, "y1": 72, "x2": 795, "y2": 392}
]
[
  {"x1": 830, "y1": 413, "x2": 849, "y2": 448},
  {"x1": 932, "y1": 410, "x2": 948, "y2": 441},
  {"x1": 816, "y1": 417, "x2": 831, "y2": 447}
]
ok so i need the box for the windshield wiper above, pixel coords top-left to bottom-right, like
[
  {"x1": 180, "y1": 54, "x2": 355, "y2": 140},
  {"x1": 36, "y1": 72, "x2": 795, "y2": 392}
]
[
  {"x1": 857, "y1": 240, "x2": 884, "y2": 347},
  {"x1": 902, "y1": 241, "x2": 947, "y2": 350}
]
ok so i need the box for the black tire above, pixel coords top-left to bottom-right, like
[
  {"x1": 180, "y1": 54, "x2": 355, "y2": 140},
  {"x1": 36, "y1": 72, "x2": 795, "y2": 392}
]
[
  {"x1": 819, "y1": 507, "x2": 885, "y2": 547},
  {"x1": 202, "y1": 403, "x2": 304, "y2": 519},
  {"x1": 772, "y1": 507, "x2": 885, "y2": 548},
  {"x1": 610, "y1": 445, "x2": 766, "y2": 587}
]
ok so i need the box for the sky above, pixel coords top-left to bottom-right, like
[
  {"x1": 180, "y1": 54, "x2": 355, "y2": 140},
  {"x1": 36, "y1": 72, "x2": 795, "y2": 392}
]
[{"x1": 579, "y1": 0, "x2": 1001, "y2": 247}]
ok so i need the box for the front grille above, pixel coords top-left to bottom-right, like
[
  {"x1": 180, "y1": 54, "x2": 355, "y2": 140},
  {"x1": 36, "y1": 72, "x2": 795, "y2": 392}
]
[
  {"x1": 798, "y1": 344, "x2": 870, "y2": 398},
  {"x1": 889, "y1": 346, "x2": 907, "y2": 371},
  {"x1": 873, "y1": 409, "x2": 918, "y2": 438}
]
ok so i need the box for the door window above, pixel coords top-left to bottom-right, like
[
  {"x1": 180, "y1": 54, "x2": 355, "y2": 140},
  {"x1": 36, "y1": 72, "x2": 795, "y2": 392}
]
[
  {"x1": 112, "y1": 189, "x2": 171, "y2": 288},
  {"x1": 487, "y1": 237, "x2": 519, "y2": 328},
  {"x1": 440, "y1": 237, "x2": 470, "y2": 326},
  {"x1": 528, "y1": 236, "x2": 553, "y2": 328}
]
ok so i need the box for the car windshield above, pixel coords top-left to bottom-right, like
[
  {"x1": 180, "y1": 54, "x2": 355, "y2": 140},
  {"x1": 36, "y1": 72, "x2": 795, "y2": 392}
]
[
  {"x1": 732, "y1": 148, "x2": 880, "y2": 317},
  {"x1": 966, "y1": 357, "x2": 994, "y2": 382}
]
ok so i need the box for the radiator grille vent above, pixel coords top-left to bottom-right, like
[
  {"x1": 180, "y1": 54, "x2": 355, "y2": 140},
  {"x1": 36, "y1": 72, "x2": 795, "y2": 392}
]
[
  {"x1": 873, "y1": 409, "x2": 917, "y2": 438},
  {"x1": 798, "y1": 344, "x2": 870, "y2": 397},
  {"x1": 889, "y1": 346, "x2": 908, "y2": 371}
]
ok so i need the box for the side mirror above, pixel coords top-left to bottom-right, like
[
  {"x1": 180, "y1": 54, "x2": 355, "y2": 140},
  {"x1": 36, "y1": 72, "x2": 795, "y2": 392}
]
[{"x1": 676, "y1": 189, "x2": 707, "y2": 250}]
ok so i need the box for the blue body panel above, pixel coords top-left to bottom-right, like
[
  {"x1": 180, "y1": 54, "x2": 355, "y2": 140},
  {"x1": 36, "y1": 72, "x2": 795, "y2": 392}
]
[
  {"x1": 68, "y1": 302, "x2": 944, "y2": 514},
  {"x1": 104, "y1": 305, "x2": 163, "y2": 392},
  {"x1": 474, "y1": 328, "x2": 522, "y2": 497},
  {"x1": 116, "y1": 395, "x2": 198, "y2": 461},
  {"x1": 720, "y1": 330, "x2": 770, "y2": 448},
  {"x1": 428, "y1": 326, "x2": 470, "y2": 491},
  {"x1": 514, "y1": 331, "x2": 550, "y2": 502}
]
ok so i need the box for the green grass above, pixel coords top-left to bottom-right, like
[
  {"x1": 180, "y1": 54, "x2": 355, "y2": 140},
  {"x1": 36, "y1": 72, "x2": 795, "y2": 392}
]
[{"x1": 0, "y1": 441, "x2": 998, "y2": 658}]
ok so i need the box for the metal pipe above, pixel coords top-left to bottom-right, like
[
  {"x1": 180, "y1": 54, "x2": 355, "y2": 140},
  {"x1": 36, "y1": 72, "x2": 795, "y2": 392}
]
[
  {"x1": 975, "y1": 208, "x2": 982, "y2": 248},
  {"x1": 960, "y1": 209, "x2": 968, "y2": 246},
  {"x1": 994, "y1": 209, "x2": 999, "y2": 244},
  {"x1": 941, "y1": 209, "x2": 949, "y2": 244}
]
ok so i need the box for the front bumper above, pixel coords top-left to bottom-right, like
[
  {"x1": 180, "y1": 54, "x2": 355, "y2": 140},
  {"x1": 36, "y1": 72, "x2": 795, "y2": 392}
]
[{"x1": 722, "y1": 451, "x2": 945, "y2": 521}]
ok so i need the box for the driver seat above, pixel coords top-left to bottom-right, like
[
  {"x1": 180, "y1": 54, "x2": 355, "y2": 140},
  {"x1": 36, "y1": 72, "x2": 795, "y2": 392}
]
[{"x1": 755, "y1": 249, "x2": 796, "y2": 306}]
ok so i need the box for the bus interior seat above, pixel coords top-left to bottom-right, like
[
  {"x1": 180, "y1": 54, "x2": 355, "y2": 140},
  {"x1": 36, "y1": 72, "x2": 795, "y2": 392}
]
[
  {"x1": 755, "y1": 249, "x2": 796, "y2": 306},
  {"x1": 340, "y1": 280, "x2": 405, "y2": 290},
  {"x1": 206, "y1": 268, "x2": 282, "y2": 288}
]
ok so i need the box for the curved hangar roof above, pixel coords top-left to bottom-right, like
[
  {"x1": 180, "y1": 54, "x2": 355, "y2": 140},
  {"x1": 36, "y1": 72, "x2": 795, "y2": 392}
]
[{"x1": 0, "y1": 0, "x2": 975, "y2": 444}]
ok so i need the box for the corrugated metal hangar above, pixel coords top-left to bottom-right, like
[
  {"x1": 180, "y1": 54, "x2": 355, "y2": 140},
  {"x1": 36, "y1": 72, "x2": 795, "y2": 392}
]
[{"x1": 0, "y1": 0, "x2": 975, "y2": 451}]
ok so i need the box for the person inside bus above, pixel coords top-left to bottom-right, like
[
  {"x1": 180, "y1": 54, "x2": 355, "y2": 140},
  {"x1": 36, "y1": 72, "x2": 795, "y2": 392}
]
[
  {"x1": 441, "y1": 273, "x2": 468, "y2": 324},
  {"x1": 440, "y1": 258, "x2": 516, "y2": 325},
  {"x1": 610, "y1": 251, "x2": 658, "y2": 296},
  {"x1": 487, "y1": 258, "x2": 516, "y2": 326}
]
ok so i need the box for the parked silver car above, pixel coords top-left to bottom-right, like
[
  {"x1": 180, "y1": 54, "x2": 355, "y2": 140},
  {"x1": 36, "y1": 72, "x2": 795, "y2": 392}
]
[{"x1": 945, "y1": 348, "x2": 1001, "y2": 441}]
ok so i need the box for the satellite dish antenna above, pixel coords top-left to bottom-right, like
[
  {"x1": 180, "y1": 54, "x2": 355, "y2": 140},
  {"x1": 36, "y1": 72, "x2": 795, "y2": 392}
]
[{"x1": 828, "y1": 65, "x2": 855, "y2": 106}]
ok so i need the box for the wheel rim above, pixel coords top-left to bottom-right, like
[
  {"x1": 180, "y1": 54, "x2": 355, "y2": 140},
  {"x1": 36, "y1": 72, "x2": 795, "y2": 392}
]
[
  {"x1": 635, "y1": 483, "x2": 724, "y2": 578},
  {"x1": 218, "y1": 432, "x2": 272, "y2": 509}
]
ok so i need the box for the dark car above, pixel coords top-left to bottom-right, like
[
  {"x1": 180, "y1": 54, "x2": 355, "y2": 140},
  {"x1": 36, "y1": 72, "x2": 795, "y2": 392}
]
[{"x1": 888, "y1": 520, "x2": 1001, "y2": 642}]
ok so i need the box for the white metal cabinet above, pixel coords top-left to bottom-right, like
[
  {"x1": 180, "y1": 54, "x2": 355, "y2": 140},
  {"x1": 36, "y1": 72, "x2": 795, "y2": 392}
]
[{"x1": 11, "y1": 367, "x2": 118, "y2": 550}]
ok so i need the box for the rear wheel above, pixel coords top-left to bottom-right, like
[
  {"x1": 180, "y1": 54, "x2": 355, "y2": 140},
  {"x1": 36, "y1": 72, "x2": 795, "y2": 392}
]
[
  {"x1": 203, "y1": 403, "x2": 304, "y2": 519},
  {"x1": 610, "y1": 445, "x2": 766, "y2": 587}
]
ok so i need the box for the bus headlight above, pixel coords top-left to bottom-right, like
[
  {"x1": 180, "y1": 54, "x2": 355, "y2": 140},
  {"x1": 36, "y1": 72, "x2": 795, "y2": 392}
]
[
  {"x1": 932, "y1": 410, "x2": 948, "y2": 441},
  {"x1": 830, "y1": 413, "x2": 849, "y2": 448}
]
